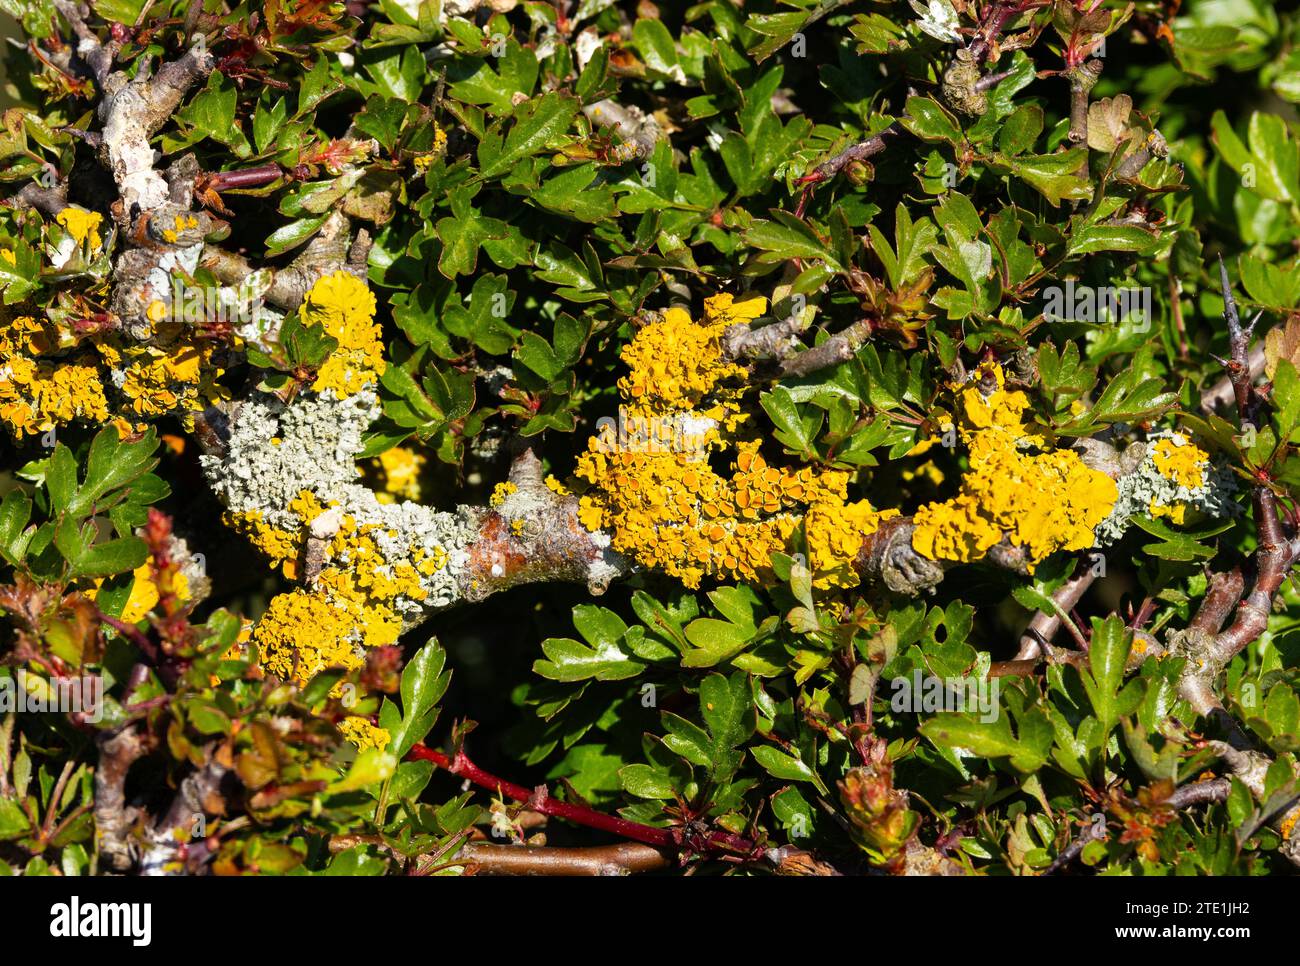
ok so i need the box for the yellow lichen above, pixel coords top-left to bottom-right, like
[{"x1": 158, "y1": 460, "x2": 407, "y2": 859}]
[
  {"x1": 911, "y1": 363, "x2": 1117, "y2": 571},
  {"x1": 0, "y1": 311, "x2": 111, "y2": 437},
  {"x1": 160, "y1": 213, "x2": 199, "y2": 244},
  {"x1": 254, "y1": 588, "x2": 361, "y2": 683},
  {"x1": 489, "y1": 481, "x2": 517, "y2": 509},
  {"x1": 806, "y1": 500, "x2": 898, "y2": 589},
  {"x1": 412, "y1": 125, "x2": 448, "y2": 172},
  {"x1": 415, "y1": 545, "x2": 447, "y2": 574},
  {"x1": 368, "y1": 446, "x2": 426, "y2": 503},
  {"x1": 338, "y1": 716, "x2": 391, "y2": 752},
  {"x1": 617, "y1": 305, "x2": 750, "y2": 423},
  {"x1": 225, "y1": 510, "x2": 302, "y2": 578},
  {"x1": 1151, "y1": 436, "x2": 1208, "y2": 490},
  {"x1": 577, "y1": 298, "x2": 895, "y2": 589},
  {"x1": 56, "y1": 207, "x2": 104, "y2": 251},
  {"x1": 289, "y1": 489, "x2": 328, "y2": 524},
  {"x1": 301, "y1": 271, "x2": 384, "y2": 398},
  {"x1": 112, "y1": 327, "x2": 227, "y2": 427},
  {"x1": 253, "y1": 513, "x2": 439, "y2": 683},
  {"x1": 1149, "y1": 499, "x2": 1187, "y2": 524}
]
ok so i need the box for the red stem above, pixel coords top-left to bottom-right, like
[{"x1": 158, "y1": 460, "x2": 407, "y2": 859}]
[
  {"x1": 203, "y1": 164, "x2": 284, "y2": 191},
  {"x1": 406, "y1": 742, "x2": 757, "y2": 857}
]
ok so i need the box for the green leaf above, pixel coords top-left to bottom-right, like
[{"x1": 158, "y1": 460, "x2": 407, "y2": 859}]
[
  {"x1": 993, "y1": 150, "x2": 1092, "y2": 206},
  {"x1": 743, "y1": 211, "x2": 843, "y2": 270},
  {"x1": 697, "y1": 671, "x2": 754, "y2": 783},
  {"x1": 533, "y1": 604, "x2": 646, "y2": 682},
  {"x1": 921, "y1": 708, "x2": 1052, "y2": 774},
  {"x1": 751, "y1": 744, "x2": 828, "y2": 794},
  {"x1": 383, "y1": 640, "x2": 451, "y2": 758},
  {"x1": 0, "y1": 798, "x2": 30, "y2": 840},
  {"x1": 434, "y1": 186, "x2": 510, "y2": 278},
  {"x1": 477, "y1": 92, "x2": 580, "y2": 180},
  {"x1": 1080, "y1": 615, "x2": 1142, "y2": 737},
  {"x1": 760, "y1": 386, "x2": 819, "y2": 458},
  {"x1": 69, "y1": 426, "x2": 159, "y2": 518},
  {"x1": 903, "y1": 95, "x2": 964, "y2": 146}
]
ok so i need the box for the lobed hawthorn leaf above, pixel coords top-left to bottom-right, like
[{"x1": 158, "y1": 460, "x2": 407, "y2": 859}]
[
  {"x1": 379, "y1": 639, "x2": 452, "y2": 759},
  {"x1": 477, "y1": 92, "x2": 580, "y2": 180}
]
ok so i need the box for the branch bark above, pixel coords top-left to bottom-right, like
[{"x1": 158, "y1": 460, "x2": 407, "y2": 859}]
[{"x1": 93, "y1": 726, "x2": 147, "y2": 873}]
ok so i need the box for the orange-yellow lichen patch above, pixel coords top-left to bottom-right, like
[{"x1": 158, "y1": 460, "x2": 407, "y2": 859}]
[
  {"x1": 912, "y1": 364, "x2": 1116, "y2": 571},
  {"x1": 412, "y1": 124, "x2": 449, "y2": 172},
  {"x1": 338, "y1": 716, "x2": 391, "y2": 752},
  {"x1": 617, "y1": 305, "x2": 750, "y2": 421},
  {"x1": 367, "y1": 446, "x2": 427, "y2": 504},
  {"x1": 703, "y1": 292, "x2": 768, "y2": 327},
  {"x1": 113, "y1": 331, "x2": 227, "y2": 427},
  {"x1": 1150, "y1": 437, "x2": 1209, "y2": 490},
  {"x1": 160, "y1": 212, "x2": 199, "y2": 244},
  {"x1": 577, "y1": 299, "x2": 895, "y2": 589},
  {"x1": 225, "y1": 510, "x2": 302, "y2": 578},
  {"x1": 56, "y1": 207, "x2": 104, "y2": 251},
  {"x1": 489, "y1": 481, "x2": 517, "y2": 509},
  {"x1": 806, "y1": 500, "x2": 899, "y2": 589},
  {"x1": 0, "y1": 312, "x2": 110, "y2": 437},
  {"x1": 255, "y1": 588, "x2": 361, "y2": 683},
  {"x1": 301, "y1": 271, "x2": 384, "y2": 398}
]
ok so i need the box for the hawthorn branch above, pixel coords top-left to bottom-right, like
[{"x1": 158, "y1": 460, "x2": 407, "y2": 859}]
[
  {"x1": 1066, "y1": 59, "x2": 1103, "y2": 145},
  {"x1": 93, "y1": 726, "x2": 147, "y2": 873},
  {"x1": 8, "y1": 182, "x2": 69, "y2": 217},
  {"x1": 200, "y1": 210, "x2": 362, "y2": 312},
  {"x1": 406, "y1": 742, "x2": 848, "y2": 874},
  {"x1": 776, "y1": 320, "x2": 875, "y2": 378},
  {"x1": 140, "y1": 752, "x2": 232, "y2": 875},
  {"x1": 794, "y1": 123, "x2": 905, "y2": 215},
  {"x1": 1014, "y1": 568, "x2": 1097, "y2": 661},
  {"x1": 1219, "y1": 256, "x2": 1261, "y2": 426},
  {"x1": 1161, "y1": 261, "x2": 1300, "y2": 867},
  {"x1": 797, "y1": 124, "x2": 904, "y2": 188},
  {"x1": 1044, "y1": 780, "x2": 1232, "y2": 875},
  {"x1": 455, "y1": 842, "x2": 674, "y2": 876},
  {"x1": 54, "y1": 0, "x2": 121, "y2": 85},
  {"x1": 409, "y1": 742, "x2": 686, "y2": 851},
  {"x1": 1201, "y1": 344, "x2": 1266, "y2": 415}
]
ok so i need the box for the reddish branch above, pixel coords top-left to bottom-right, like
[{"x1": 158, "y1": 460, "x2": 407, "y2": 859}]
[
  {"x1": 969, "y1": 1, "x2": 1047, "y2": 62},
  {"x1": 794, "y1": 124, "x2": 905, "y2": 216},
  {"x1": 196, "y1": 164, "x2": 285, "y2": 193},
  {"x1": 408, "y1": 742, "x2": 680, "y2": 850},
  {"x1": 406, "y1": 742, "x2": 853, "y2": 874}
]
